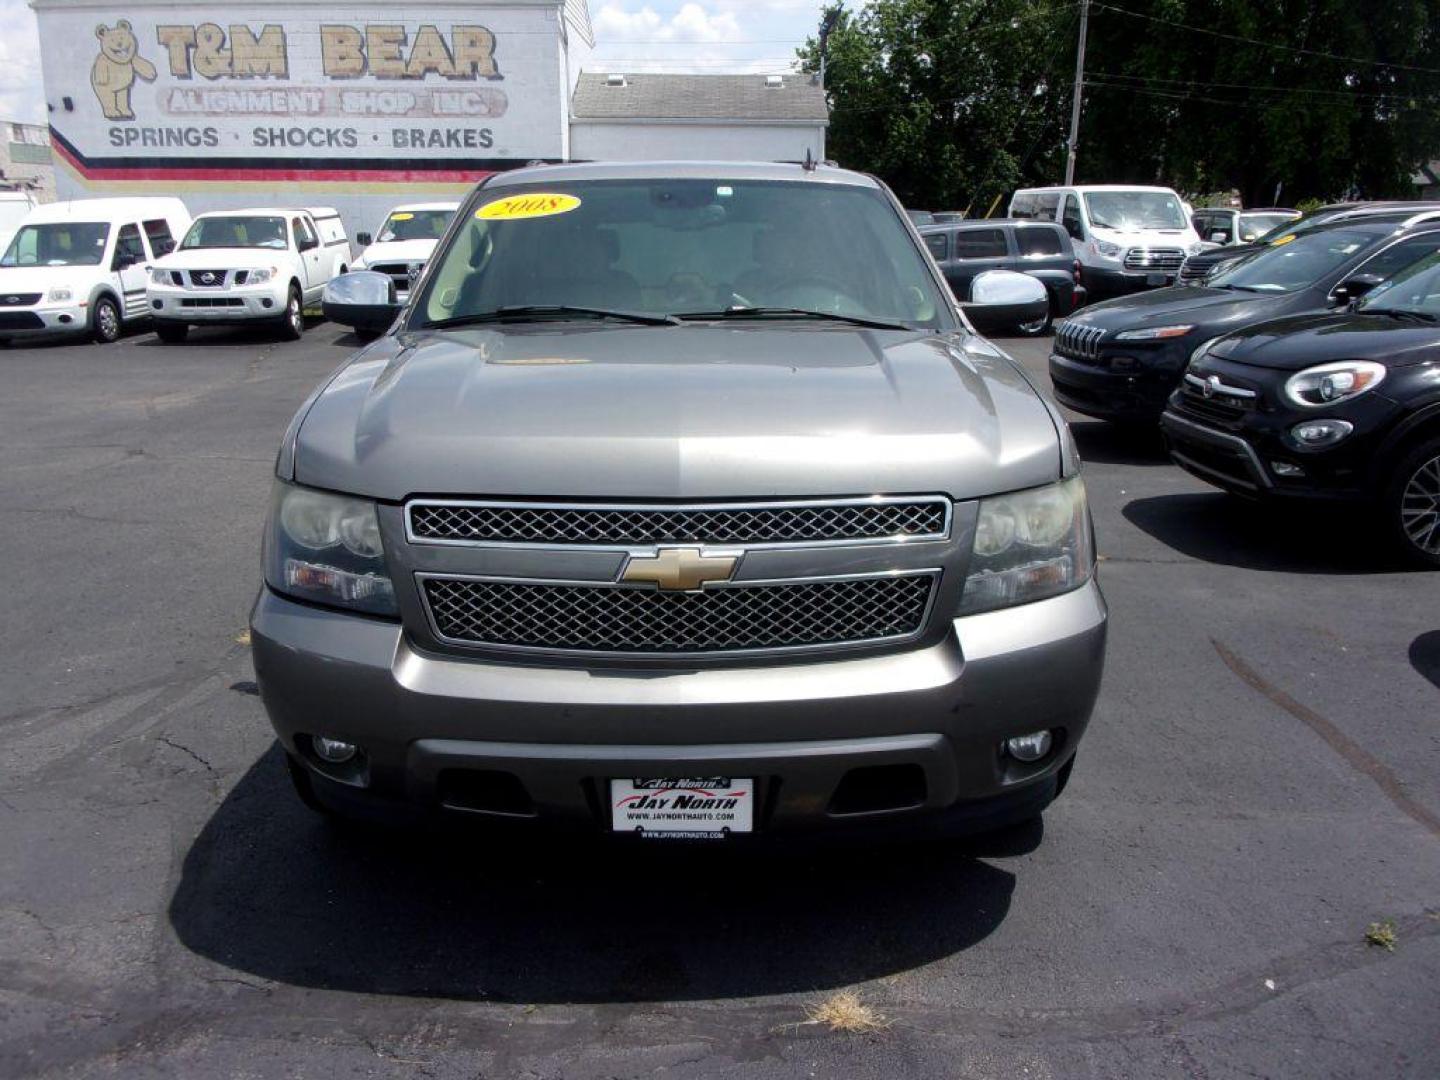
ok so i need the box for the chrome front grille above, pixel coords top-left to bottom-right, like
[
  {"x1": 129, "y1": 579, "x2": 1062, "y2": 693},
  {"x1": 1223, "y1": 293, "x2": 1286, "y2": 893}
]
[
  {"x1": 419, "y1": 571, "x2": 939, "y2": 654},
  {"x1": 1178, "y1": 372, "x2": 1259, "y2": 426},
  {"x1": 187, "y1": 269, "x2": 228, "y2": 287},
  {"x1": 407, "y1": 498, "x2": 951, "y2": 548},
  {"x1": 1123, "y1": 248, "x2": 1185, "y2": 272},
  {"x1": 0, "y1": 293, "x2": 41, "y2": 307},
  {"x1": 1054, "y1": 321, "x2": 1106, "y2": 361},
  {"x1": 1178, "y1": 257, "x2": 1209, "y2": 282},
  {"x1": 370, "y1": 262, "x2": 418, "y2": 291}
]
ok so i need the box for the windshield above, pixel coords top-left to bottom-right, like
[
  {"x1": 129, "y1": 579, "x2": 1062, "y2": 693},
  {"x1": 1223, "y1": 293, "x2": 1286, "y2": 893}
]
[
  {"x1": 1084, "y1": 191, "x2": 1187, "y2": 232},
  {"x1": 1238, "y1": 212, "x2": 1296, "y2": 243},
  {"x1": 1358, "y1": 250, "x2": 1440, "y2": 316},
  {"x1": 1, "y1": 222, "x2": 109, "y2": 267},
  {"x1": 377, "y1": 209, "x2": 455, "y2": 243},
  {"x1": 181, "y1": 216, "x2": 287, "y2": 250},
  {"x1": 417, "y1": 179, "x2": 950, "y2": 329},
  {"x1": 1209, "y1": 227, "x2": 1377, "y2": 293}
]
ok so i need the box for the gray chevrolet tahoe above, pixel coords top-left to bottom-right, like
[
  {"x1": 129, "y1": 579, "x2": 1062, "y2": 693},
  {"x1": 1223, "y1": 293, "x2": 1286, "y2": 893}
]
[{"x1": 252, "y1": 161, "x2": 1108, "y2": 841}]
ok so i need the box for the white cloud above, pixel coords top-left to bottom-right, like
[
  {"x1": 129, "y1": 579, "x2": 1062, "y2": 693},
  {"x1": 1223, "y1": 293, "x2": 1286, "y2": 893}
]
[
  {"x1": 589, "y1": 0, "x2": 811, "y2": 74},
  {"x1": 0, "y1": 0, "x2": 45, "y2": 125}
]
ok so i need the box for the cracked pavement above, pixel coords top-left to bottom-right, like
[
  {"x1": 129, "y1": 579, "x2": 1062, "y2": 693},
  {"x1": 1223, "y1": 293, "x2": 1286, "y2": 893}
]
[{"x1": 0, "y1": 324, "x2": 1437, "y2": 1078}]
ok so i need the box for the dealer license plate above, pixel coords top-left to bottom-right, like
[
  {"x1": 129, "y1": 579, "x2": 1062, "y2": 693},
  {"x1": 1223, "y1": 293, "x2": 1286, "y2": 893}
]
[
  {"x1": 1146, "y1": 273, "x2": 1172, "y2": 286},
  {"x1": 609, "y1": 777, "x2": 755, "y2": 838}
]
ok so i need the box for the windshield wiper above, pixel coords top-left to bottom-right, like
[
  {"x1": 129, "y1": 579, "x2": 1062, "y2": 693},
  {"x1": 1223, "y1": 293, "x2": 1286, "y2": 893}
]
[
  {"x1": 423, "y1": 305, "x2": 681, "y2": 328},
  {"x1": 674, "y1": 306, "x2": 913, "y2": 331},
  {"x1": 1372, "y1": 308, "x2": 1438, "y2": 323}
]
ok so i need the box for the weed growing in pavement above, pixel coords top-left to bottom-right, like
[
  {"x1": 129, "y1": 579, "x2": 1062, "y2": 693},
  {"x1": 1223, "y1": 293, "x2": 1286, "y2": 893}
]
[{"x1": 1365, "y1": 920, "x2": 1398, "y2": 951}]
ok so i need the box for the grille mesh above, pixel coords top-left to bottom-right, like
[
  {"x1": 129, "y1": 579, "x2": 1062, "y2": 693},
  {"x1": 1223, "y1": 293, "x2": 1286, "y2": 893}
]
[
  {"x1": 422, "y1": 573, "x2": 937, "y2": 653},
  {"x1": 409, "y1": 501, "x2": 948, "y2": 546}
]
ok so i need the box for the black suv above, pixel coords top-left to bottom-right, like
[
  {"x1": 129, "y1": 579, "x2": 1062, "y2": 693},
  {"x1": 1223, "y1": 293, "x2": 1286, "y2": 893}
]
[
  {"x1": 920, "y1": 219, "x2": 1082, "y2": 335},
  {"x1": 1161, "y1": 243, "x2": 1440, "y2": 565},
  {"x1": 1050, "y1": 212, "x2": 1440, "y2": 423}
]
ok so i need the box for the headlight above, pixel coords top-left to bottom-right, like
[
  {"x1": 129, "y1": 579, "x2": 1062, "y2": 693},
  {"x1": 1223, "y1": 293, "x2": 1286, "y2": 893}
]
[
  {"x1": 264, "y1": 483, "x2": 396, "y2": 615},
  {"x1": 961, "y1": 477, "x2": 1094, "y2": 614},
  {"x1": 247, "y1": 267, "x2": 275, "y2": 285},
  {"x1": 149, "y1": 268, "x2": 171, "y2": 287},
  {"x1": 47, "y1": 286, "x2": 73, "y2": 302},
  {"x1": 1092, "y1": 239, "x2": 1122, "y2": 258},
  {"x1": 1115, "y1": 324, "x2": 1194, "y2": 341},
  {"x1": 1283, "y1": 361, "x2": 1386, "y2": 408},
  {"x1": 1186, "y1": 241, "x2": 1206, "y2": 256}
]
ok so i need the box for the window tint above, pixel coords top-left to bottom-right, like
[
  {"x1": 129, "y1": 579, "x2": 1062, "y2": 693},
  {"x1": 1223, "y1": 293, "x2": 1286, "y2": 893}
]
[
  {"x1": 293, "y1": 217, "x2": 317, "y2": 248},
  {"x1": 1061, "y1": 195, "x2": 1084, "y2": 240},
  {"x1": 1358, "y1": 248, "x2": 1440, "y2": 315},
  {"x1": 143, "y1": 219, "x2": 175, "y2": 256},
  {"x1": 1010, "y1": 193, "x2": 1036, "y2": 219},
  {"x1": 953, "y1": 228, "x2": 1008, "y2": 259},
  {"x1": 378, "y1": 209, "x2": 456, "y2": 242},
  {"x1": 2, "y1": 222, "x2": 110, "y2": 267},
  {"x1": 113, "y1": 224, "x2": 145, "y2": 269},
  {"x1": 1209, "y1": 228, "x2": 1379, "y2": 293},
  {"x1": 420, "y1": 179, "x2": 952, "y2": 329},
  {"x1": 1036, "y1": 193, "x2": 1060, "y2": 220},
  {"x1": 1352, "y1": 235, "x2": 1440, "y2": 283},
  {"x1": 924, "y1": 233, "x2": 948, "y2": 259},
  {"x1": 181, "y1": 216, "x2": 287, "y2": 250},
  {"x1": 1016, "y1": 226, "x2": 1063, "y2": 257},
  {"x1": 1238, "y1": 212, "x2": 1296, "y2": 242}
]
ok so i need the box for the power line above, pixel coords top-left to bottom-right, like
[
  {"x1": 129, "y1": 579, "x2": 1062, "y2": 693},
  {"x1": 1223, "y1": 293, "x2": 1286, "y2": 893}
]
[
  {"x1": 1084, "y1": 72, "x2": 1440, "y2": 104},
  {"x1": 1092, "y1": 2, "x2": 1440, "y2": 76}
]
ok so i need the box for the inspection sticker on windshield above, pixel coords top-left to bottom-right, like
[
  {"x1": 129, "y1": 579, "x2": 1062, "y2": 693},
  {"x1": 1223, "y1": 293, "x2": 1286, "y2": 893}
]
[
  {"x1": 477, "y1": 193, "x2": 581, "y2": 221},
  {"x1": 610, "y1": 777, "x2": 754, "y2": 838}
]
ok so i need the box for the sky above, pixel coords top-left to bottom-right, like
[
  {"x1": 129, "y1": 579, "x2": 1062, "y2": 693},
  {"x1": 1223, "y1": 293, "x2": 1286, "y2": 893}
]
[{"x1": 0, "y1": 0, "x2": 825, "y2": 128}]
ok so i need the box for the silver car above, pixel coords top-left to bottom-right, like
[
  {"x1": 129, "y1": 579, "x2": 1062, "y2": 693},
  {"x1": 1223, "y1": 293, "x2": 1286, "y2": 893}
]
[{"x1": 252, "y1": 161, "x2": 1107, "y2": 841}]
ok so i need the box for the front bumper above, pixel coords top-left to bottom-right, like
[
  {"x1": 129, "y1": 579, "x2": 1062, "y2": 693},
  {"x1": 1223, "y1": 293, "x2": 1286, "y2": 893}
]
[
  {"x1": 1081, "y1": 265, "x2": 1176, "y2": 298},
  {"x1": 149, "y1": 287, "x2": 285, "y2": 323},
  {"x1": 0, "y1": 302, "x2": 90, "y2": 338},
  {"x1": 250, "y1": 580, "x2": 1107, "y2": 836},
  {"x1": 1049, "y1": 348, "x2": 1181, "y2": 422}
]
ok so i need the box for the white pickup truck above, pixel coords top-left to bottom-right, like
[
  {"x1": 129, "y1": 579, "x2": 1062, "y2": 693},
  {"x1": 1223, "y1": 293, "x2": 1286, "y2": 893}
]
[{"x1": 147, "y1": 207, "x2": 350, "y2": 341}]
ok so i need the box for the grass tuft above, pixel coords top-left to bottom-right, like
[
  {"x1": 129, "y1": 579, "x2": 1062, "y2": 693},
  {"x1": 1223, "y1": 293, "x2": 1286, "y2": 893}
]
[
  {"x1": 1365, "y1": 920, "x2": 1398, "y2": 951},
  {"x1": 805, "y1": 990, "x2": 889, "y2": 1034}
]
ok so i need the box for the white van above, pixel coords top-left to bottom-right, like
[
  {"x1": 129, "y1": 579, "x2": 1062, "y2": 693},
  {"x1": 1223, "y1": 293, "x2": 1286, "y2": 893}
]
[
  {"x1": 0, "y1": 197, "x2": 190, "y2": 344},
  {"x1": 352, "y1": 202, "x2": 460, "y2": 301},
  {"x1": 1009, "y1": 185, "x2": 1204, "y2": 299}
]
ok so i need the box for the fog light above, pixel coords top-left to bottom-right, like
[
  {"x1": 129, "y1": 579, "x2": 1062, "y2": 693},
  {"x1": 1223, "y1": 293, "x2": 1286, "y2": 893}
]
[
  {"x1": 313, "y1": 736, "x2": 357, "y2": 763},
  {"x1": 1005, "y1": 730, "x2": 1053, "y2": 762},
  {"x1": 1291, "y1": 418, "x2": 1353, "y2": 448},
  {"x1": 1271, "y1": 460, "x2": 1305, "y2": 477},
  {"x1": 261, "y1": 298, "x2": 274, "y2": 309},
  {"x1": 151, "y1": 300, "x2": 162, "y2": 311},
  {"x1": 57, "y1": 314, "x2": 73, "y2": 324}
]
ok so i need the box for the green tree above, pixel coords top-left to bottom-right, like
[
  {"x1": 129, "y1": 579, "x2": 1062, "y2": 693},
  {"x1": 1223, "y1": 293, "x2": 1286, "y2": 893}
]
[{"x1": 802, "y1": 0, "x2": 1440, "y2": 209}]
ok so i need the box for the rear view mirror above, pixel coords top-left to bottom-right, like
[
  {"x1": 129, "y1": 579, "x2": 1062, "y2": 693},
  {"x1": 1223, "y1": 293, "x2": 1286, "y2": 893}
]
[
  {"x1": 322, "y1": 270, "x2": 400, "y2": 335},
  {"x1": 356, "y1": 232, "x2": 373, "y2": 248},
  {"x1": 961, "y1": 270, "x2": 1048, "y2": 334}
]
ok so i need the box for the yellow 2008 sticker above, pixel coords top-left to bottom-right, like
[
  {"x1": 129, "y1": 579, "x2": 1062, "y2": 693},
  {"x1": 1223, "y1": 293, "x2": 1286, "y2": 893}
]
[
  {"x1": 477, "y1": 193, "x2": 582, "y2": 221},
  {"x1": 390, "y1": 212, "x2": 414, "y2": 221}
]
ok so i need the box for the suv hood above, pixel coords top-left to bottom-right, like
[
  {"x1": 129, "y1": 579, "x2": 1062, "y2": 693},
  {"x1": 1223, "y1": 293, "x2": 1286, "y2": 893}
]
[
  {"x1": 154, "y1": 248, "x2": 289, "y2": 270},
  {"x1": 1209, "y1": 310, "x2": 1440, "y2": 371},
  {"x1": 293, "y1": 326, "x2": 1063, "y2": 503},
  {"x1": 1068, "y1": 285, "x2": 1291, "y2": 335},
  {"x1": 358, "y1": 239, "x2": 438, "y2": 266}
]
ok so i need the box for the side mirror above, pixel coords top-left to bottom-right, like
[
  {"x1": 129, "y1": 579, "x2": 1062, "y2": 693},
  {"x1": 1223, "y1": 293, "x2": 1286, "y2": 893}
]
[
  {"x1": 1331, "y1": 273, "x2": 1384, "y2": 306},
  {"x1": 113, "y1": 252, "x2": 138, "y2": 271},
  {"x1": 1209, "y1": 231, "x2": 1230, "y2": 244},
  {"x1": 297, "y1": 235, "x2": 319, "y2": 252},
  {"x1": 961, "y1": 269, "x2": 1048, "y2": 334},
  {"x1": 322, "y1": 270, "x2": 400, "y2": 334},
  {"x1": 356, "y1": 232, "x2": 373, "y2": 248}
]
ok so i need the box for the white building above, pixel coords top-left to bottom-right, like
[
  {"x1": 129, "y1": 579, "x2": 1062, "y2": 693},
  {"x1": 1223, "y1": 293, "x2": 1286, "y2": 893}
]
[
  {"x1": 29, "y1": 0, "x2": 829, "y2": 238},
  {"x1": 571, "y1": 73, "x2": 826, "y2": 164},
  {"x1": 1, "y1": 120, "x2": 55, "y2": 201}
]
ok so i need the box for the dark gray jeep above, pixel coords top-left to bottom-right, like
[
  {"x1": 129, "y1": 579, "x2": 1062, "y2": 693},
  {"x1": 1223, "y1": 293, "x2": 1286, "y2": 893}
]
[{"x1": 253, "y1": 161, "x2": 1107, "y2": 841}]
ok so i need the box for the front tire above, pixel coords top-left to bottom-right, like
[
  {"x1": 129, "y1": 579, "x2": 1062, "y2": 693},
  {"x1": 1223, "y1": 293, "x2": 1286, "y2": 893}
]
[
  {"x1": 91, "y1": 296, "x2": 121, "y2": 344},
  {"x1": 1387, "y1": 436, "x2": 1440, "y2": 567},
  {"x1": 277, "y1": 285, "x2": 304, "y2": 341},
  {"x1": 155, "y1": 322, "x2": 189, "y2": 344}
]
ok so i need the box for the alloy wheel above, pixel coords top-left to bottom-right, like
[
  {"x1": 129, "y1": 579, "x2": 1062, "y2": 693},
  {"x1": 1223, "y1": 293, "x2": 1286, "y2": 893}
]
[
  {"x1": 1400, "y1": 452, "x2": 1440, "y2": 555},
  {"x1": 95, "y1": 301, "x2": 120, "y2": 342}
]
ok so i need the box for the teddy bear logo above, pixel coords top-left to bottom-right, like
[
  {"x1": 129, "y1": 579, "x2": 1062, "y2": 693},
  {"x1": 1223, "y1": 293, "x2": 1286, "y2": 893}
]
[{"x1": 91, "y1": 21, "x2": 157, "y2": 122}]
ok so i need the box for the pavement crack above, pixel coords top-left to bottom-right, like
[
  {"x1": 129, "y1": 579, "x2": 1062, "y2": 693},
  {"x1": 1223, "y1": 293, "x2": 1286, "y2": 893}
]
[
  {"x1": 1212, "y1": 637, "x2": 1440, "y2": 839},
  {"x1": 156, "y1": 735, "x2": 220, "y2": 779}
]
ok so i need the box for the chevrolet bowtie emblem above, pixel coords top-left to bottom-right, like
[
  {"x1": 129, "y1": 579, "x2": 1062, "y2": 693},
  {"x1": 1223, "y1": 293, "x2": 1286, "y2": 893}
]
[{"x1": 621, "y1": 547, "x2": 738, "y2": 591}]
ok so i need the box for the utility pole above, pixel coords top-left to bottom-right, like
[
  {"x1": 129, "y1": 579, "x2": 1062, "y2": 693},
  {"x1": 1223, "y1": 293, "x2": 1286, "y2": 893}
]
[{"x1": 1064, "y1": 0, "x2": 1090, "y2": 185}]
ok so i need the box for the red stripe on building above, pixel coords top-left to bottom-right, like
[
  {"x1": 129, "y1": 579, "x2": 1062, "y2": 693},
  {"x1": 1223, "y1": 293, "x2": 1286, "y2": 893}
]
[{"x1": 53, "y1": 140, "x2": 494, "y2": 185}]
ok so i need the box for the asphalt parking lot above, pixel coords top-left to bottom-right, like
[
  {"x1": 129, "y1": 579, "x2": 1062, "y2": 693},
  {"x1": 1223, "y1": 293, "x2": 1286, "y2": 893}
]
[{"x1": 1, "y1": 321, "x2": 1437, "y2": 1079}]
